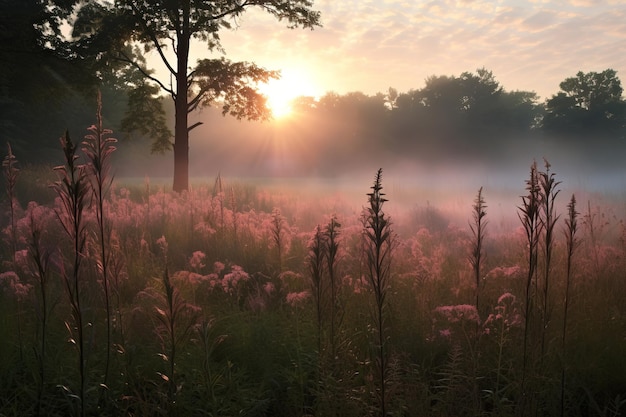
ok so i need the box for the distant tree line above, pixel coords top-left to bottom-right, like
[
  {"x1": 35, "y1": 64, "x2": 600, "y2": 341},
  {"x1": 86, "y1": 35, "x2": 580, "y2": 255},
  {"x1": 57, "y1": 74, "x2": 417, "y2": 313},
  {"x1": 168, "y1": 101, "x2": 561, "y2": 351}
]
[
  {"x1": 2, "y1": 1, "x2": 625, "y2": 170},
  {"x1": 262, "y1": 67, "x2": 623, "y2": 175}
]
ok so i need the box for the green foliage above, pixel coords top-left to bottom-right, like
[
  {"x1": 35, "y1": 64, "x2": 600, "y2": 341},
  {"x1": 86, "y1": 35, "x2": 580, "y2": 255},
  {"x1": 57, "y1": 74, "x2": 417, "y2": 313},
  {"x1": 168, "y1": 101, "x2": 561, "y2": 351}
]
[
  {"x1": 543, "y1": 69, "x2": 626, "y2": 134},
  {"x1": 3, "y1": 151, "x2": 626, "y2": 416},
  {"x1": 69, "y1": 0, "x2": 321, "y2": 191}
]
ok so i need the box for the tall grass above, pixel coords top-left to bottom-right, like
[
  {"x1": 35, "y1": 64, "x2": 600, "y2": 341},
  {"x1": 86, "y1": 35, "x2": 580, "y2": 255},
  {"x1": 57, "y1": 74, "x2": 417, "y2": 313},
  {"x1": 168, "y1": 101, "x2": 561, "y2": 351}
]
[
  {"x1": 1, "y1": 151, "x2": 626, "y2": 416},
  {"x1": 308, "y1": 224, "x2": 326, "y2": 356},
  {"x1": 517, "y1": 160, "x2": 542, "y2": 413},
  {"x1": 538, "y1": 159, "x2": 560, "y2": 361},
  {"x1": 469, "y1": 186, "x2": 487, "y2": 317},
  {"x1": 82, "y1": 91, "x2": 117, "y2": 395},
  {"x1": 325, "y1": 215, "x2": 341, "y2": 361},
  {"x1": 24, "y1": 204, "x2": 54, "y2": 417},
  {"x1": 561, "y1": 194, "x2": 578, "y2": 417},
  {"x1": 3, "y1": 143, "x2": 19, "y2": 268},
  {"x1": 152, "y1": 266, "x2": 199, "y2": 408},
  {"x1": 51, "y1": 131, "x2": 91, "y2": 417},
  {"x1": 363, "y1": 168, "x2": 395, "y2": 417},
  {"x1": 2, "y1": 143, "x2": 23, "y2": 361}
]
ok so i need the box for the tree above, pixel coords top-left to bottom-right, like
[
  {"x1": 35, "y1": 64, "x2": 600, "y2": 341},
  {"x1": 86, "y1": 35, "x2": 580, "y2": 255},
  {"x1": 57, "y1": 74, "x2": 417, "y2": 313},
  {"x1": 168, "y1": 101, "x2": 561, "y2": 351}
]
[
  {"x1": 72, "y1": 1, "x2": 321, "y2": 191},
  {"x1": 389, "y1": 68, "x2": 540, "y2": 157},
  {"x1": 0, "y1": 0, "x2": 96, "y2": 158},
  {"x1": 543, "y1": 69, "x2": 626, "y2": 134}
]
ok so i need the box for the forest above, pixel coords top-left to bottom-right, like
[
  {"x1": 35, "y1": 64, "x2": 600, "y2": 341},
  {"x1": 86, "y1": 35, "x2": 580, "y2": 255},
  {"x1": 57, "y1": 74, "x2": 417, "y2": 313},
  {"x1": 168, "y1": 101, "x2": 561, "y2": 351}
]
[{"x1": 2, "y1": 1, "x2": 626, "y2": 417}]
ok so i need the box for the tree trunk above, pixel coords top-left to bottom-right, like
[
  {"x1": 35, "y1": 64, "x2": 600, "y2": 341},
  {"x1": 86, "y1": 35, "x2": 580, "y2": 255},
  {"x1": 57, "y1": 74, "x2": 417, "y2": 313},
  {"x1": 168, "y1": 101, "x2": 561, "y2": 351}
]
[
  {"x1": 172, "y1": 8, "x2": 191, "y2": 193},
  {"x1": 173, "y1": 94, "x2": 189, "y2": 192}
]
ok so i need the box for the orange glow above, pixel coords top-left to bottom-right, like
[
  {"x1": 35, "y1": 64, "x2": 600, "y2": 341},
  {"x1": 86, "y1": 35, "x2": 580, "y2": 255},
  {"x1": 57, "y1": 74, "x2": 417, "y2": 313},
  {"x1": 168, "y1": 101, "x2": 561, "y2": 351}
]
[{"x1": 259, "y1": 69, "x2": 320, "y2": 119}]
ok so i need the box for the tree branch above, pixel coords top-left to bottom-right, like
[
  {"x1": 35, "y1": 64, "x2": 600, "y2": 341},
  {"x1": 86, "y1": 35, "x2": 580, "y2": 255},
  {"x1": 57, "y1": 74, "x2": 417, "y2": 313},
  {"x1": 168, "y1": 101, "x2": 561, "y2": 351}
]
[
  {"x1": 116, "y1": 51, "x2": 175, "y2": 97},
  {"x1": 188, "y1": 121, "x2": 203, "y2": 132},
  {"x1": 128, "y1": 2, "x2": 177, "y2": 77},
  {"x1": 188, "y1": 90, "x2": 205, "y2": 113}
]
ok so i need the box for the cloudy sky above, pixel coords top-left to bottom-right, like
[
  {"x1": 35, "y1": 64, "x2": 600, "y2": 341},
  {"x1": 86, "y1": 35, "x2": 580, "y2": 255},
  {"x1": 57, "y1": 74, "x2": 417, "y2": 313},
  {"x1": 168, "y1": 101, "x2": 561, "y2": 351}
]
[{"x1": 212, "y1": 0, "x2": 626, "y2": 101}]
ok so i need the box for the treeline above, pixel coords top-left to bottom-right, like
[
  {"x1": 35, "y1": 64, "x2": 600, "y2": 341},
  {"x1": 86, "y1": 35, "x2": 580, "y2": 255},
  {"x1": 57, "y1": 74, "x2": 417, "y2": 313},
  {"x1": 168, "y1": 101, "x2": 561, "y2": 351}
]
[
  {"x1": 2, "y1": 3, "x2": 625, "y2": 173},
  {"x1": 219, "y1": 67, "x2": 623, "y2": 177},
  {"x1": 3, "y1": 62, "x2": 625, "y2": 175},
  {"x1": 289, "y1": 68, "x2": 625, "y2": 165}
]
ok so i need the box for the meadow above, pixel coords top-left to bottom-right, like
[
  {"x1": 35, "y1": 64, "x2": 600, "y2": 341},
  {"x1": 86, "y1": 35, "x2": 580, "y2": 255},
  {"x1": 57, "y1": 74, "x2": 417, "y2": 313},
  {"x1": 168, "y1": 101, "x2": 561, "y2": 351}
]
[{"x1": 1, "y1": 127, "x2": 626, "y2": 417}]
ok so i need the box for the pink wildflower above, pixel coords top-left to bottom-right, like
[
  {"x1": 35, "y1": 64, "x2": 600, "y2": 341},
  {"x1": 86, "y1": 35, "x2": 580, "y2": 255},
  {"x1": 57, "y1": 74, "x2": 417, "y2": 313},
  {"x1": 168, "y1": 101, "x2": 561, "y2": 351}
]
[
  {"x1": 14, "y1": 249, "x2": 29, "y2": 271},
  {"x1": 156, "y1": 235, "x2": 168, "y2": 256},
  {"x1": 221, "y1": 265, "x2": 250, "y2": 293},
  {"x1": 497, "y1": 292, "x2": 516, "y2": 305},
  {"x1": 0, "y1": 271, "x2": 32, "y2": 301},
  {"x1": 194, "y1": 222, "x2": 216, "y2": 238},
  {"x1": 140, "y1": 238, "x2": 150, "y2": 255},
  {"x1": 439, "y1": 329, "x2": 452, "y2": 338},
  {"x1": 189, "y1": 251, "x2": 206, "y2": 271},
  {"x1": 213, "y1": 262, "x2": 225, "y2": 275},
  {"x1": 286, "y1": 290, "x2": 310, "y2": 307},
  {"x1": 486, "y1": 266, "x2": 521, "y2": 279},
  {"x1": 263, "y1": 282, "x2": 275, "y2": 295},
  {"x1": 434, "y1": 304, "x2": 480, "y2": 324},
  {"x1": 206, "y1": 273, "x2": 219, "y2": 290}
]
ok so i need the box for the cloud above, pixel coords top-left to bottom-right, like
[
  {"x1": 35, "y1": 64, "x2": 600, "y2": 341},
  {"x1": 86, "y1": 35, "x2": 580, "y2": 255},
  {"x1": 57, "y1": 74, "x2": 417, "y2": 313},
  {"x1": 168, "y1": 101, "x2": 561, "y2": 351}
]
[{"x1": 212, "y1": 0, "x2": 626, "y2": 100}]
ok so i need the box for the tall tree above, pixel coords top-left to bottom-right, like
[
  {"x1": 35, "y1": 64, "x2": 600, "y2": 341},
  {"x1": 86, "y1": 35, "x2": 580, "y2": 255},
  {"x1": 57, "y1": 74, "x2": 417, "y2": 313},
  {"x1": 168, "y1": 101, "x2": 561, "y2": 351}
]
[
  {"x1": 543, "y1": 69, "x2": 626, "y2": 134},
  {"x1": 72, "y1": 1, "x2": 321, "y2": 191}
]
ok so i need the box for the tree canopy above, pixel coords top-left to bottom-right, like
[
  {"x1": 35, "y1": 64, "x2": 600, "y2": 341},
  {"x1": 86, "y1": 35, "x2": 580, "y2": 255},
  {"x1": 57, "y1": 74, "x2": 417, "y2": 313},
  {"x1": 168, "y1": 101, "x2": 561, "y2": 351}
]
[
  {"x1": 70, "y1": 0, "x2": 321, "y2": 191},
  {"x1": 543, "y1": 69, "x2": 626, "y2": 135},
  {"x1": 0, "y1": 0, "x2": 99, "y2": 159}
]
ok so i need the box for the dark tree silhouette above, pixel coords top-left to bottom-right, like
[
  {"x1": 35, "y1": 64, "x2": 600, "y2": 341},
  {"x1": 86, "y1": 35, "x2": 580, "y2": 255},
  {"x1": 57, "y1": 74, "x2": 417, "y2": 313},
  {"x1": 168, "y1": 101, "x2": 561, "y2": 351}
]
[
  {"x1": 71, "y1": 0, "x2": 320, "y2": 191},
  {"x1": 0, "y1": 0, "x2": 96, "y2": 157},
  {"x1": 543, "y1": 69, "x2": 626, "y2": 134}
]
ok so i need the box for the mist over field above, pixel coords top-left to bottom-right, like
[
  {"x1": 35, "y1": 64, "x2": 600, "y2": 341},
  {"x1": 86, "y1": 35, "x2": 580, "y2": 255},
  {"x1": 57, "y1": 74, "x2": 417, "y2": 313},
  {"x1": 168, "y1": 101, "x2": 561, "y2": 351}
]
[
  {"x1": 109, "y1": 102, "x2": 626, "y2": 236},
  {"x1": 3, "y1": 1, "x2": 626, "y2": 414}
]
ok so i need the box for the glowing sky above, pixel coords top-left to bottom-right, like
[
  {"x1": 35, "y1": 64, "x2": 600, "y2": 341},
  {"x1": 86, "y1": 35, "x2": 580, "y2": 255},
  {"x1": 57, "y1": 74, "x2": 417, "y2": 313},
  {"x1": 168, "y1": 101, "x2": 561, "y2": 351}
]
[{"x1": 214, "y1": 0, "x2": 626, "y2": 101}]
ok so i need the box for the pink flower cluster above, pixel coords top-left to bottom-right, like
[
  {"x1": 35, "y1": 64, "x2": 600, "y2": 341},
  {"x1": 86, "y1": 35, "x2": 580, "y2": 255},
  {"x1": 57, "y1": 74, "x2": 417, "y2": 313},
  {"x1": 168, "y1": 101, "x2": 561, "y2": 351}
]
[
  {"x1": 433, "y1": 304, "x2": 480, "y2": 324},
  {"x1": 189, "y1": 251, "x2": 206, "y2": 271},
  {"x1": 484, "y1": 292, "x2": 522, "y2": 330},
  {"x1": 286, "y1": 290, "x2": 310, "y2": 307},
  {"x1": 486, "y1": 266, "x2": 521, "y2": 279},
  {"x1": 0, "y1": 271, "x2": 32, "y2": 301},
  {"x1": 221, "y1": 265, "x2": 250, "y2": 294}
]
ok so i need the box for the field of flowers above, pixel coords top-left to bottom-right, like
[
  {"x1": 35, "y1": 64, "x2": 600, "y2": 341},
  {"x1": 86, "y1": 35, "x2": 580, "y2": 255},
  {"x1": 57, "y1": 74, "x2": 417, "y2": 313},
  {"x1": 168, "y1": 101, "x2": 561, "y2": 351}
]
[{"x1": 1, "y1": 128, "x2": 626, "y2": 417}]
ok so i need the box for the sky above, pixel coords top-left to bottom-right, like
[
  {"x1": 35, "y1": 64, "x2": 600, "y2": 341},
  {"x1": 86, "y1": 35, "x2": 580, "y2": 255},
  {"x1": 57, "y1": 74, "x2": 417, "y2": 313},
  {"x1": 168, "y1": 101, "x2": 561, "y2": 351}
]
[{"x1": 209, "y1": 0, "x2": 626, "y2": 101}]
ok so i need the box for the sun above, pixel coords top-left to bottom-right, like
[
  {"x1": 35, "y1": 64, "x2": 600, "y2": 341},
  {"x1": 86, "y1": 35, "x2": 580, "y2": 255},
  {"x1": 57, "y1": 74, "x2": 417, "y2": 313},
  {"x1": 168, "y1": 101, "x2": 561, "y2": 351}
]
[{"x1": 259, "y1": 69, "x2": 319, "y2": 119}]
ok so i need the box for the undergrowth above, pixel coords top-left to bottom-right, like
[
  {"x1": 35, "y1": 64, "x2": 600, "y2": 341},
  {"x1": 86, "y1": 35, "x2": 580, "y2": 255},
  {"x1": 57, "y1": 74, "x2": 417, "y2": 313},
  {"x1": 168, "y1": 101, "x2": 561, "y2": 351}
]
[{"x1": 0, "y1": 113, "x2": 625, "y2": 417}]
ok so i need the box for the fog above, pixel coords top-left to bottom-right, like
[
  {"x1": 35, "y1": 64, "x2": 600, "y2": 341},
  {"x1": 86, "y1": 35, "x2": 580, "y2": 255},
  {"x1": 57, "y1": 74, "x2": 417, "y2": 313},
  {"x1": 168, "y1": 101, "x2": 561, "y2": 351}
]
[{"x1": 110, "y1": 103, "x2": 626, "y2": 237}]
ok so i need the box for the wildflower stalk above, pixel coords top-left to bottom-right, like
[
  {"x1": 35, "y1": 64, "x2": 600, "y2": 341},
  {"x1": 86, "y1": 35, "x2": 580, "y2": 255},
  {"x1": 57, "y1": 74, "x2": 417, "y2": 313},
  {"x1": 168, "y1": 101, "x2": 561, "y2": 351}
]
[
  {"x1": 308, "y1": 225, "x2": 327, "y2": 356},
  {"x1": 52, "y1": 131, "x2": 91, "y2": 417},
  {"x1": 230, "y1": 187, "x2": 239, "y2": 254},
  {"x1": 271, "y1": 208, "x2": 285, "y2": 272},
  {"x1": 82, "y1": 91, "x2": 117, "y2": 393},
  {"x1": 196, "y1": 319, "x2": 226, "y2": 406},
  {"x1": 26, "y1": 206, "x2": 53, "y2": 417},
  {"x1": 325, "y1": 215, "x2": 341, "y2": 360},
  {"x1": 561, "y1": 195, "x2": 578, "y2": 417},
  {"x1": 538, "y1": 159, "x2": 560, "y2": 361},
  {"x1": 467, "y1": 187, "x2": 488, "y2": 413},
  {"x1": 155, "y1": 266, "x2": 199, "y2": 407},
  {"x1": 469, "y1": 186, "x2": 487, "y2": 317},
  {"x1": 213, "y1": 172, "x2": 224, "y2": 232},
  {"x1": 3, "y1": 142, "x2": 19, "y2": 268},
  {"x1": 517, "y1": 160, "x2": 542, "y2": 414},
  {"x1": 364, "y1": 168, "x2": 394, "y2": 417},
  {"x1": 3, "y1": 143, "x2": 23, "y2": 361}
]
